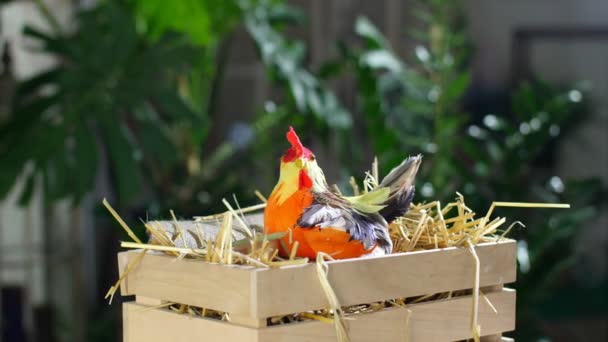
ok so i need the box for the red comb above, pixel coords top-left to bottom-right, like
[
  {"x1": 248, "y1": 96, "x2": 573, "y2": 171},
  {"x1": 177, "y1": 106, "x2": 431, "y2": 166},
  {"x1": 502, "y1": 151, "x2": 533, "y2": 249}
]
[
  {"x1": 286, "y1": 126, "x2": 303, "y2": 152},
  {"x1": 283, "y1": 126, "x2": 313, "y2": 162}
]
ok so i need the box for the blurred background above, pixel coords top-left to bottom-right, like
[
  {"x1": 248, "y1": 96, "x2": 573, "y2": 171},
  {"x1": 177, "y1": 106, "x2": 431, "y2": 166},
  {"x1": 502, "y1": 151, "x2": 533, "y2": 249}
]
[{"x1": 0, "y1": 0, "x2": 606, "y2": 341}]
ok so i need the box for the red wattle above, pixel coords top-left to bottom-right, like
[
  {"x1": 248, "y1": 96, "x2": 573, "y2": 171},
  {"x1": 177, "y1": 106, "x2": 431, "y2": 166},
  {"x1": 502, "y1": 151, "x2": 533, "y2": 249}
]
[{"x1": 299, "y1": 170, "x2": 313, "y2": 189}]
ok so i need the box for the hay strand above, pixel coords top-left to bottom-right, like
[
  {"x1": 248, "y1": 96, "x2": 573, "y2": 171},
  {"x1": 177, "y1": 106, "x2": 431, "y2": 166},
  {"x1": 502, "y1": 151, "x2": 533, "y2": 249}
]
[
  {"x1": 105, "y1": 249, "x2": 146, "y2": 304},
  {"x1": 254, "y1": 190, "x2": 268, "y2": 203},
  {"x1": 316, "y1": 252, "x2": 349, "y2": 342},
  {"x1": 221, "y1": 198, "x2": 253, "y2": 238},
  {"x1": 194, "y1": 203, "x2": 266, "y2": 221},
  {"x1": 103, "y1": 198, "x2": 142, "y2": 244},
  {"x1": 466, "y1": 240, "x2": 481, "y2": 342},
  {"x1": 121, "y1": 242, "x2": 207, "y2": 255}
]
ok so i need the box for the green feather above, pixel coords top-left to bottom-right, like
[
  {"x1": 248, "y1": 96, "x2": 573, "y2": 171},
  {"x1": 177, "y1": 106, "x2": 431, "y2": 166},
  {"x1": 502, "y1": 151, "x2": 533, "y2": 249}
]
[{"x1": 345, "y1": 187, "x2": 390, "y2": 213}]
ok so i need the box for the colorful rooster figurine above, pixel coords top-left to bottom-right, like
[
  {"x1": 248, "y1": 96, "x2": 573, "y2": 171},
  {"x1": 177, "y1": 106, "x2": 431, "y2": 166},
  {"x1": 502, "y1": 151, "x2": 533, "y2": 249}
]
[{"x1": 264, "y1": 127, "x2": 422, "y2": 259}]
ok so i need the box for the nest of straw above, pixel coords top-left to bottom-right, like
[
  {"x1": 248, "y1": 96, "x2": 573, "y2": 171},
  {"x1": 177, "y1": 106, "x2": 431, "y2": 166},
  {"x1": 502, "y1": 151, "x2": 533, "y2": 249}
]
[{"x1": 105, "y1": 169, "x2": 568, "y2": 342}]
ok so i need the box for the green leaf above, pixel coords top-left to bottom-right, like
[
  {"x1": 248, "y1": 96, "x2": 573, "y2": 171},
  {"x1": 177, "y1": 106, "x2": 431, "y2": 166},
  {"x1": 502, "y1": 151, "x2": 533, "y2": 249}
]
[
  {"x1": 135, "y1": 112, "x2": 179, "y2": 167},
  {"x1": 16, "y1": 69, "x2": 61, "y2": 95},
  {"x1": 155, "y1": 91, "x2": 198, "y2": 120},
  {"x1": 319, "y1": 92, "x2": 352, "y2": 128},
  {"x1": 266, "y1": 3, "x2": 305, "y2": 25},
  {"x1": 512, "y1": 82, "x2": 539, "y2": 120},
  {"x1": 133, "y1": 0, "x2": 239, "y2": 46},
  {"x1": 355, "y1": 16, "x2": 388, "y2": 49},
  {"x1": 135, "y1": 0, "x2": 212, "y2": 44},
  {"x1": 22, "y1": 26, "x2": 65, "y2": 54},
  {"x1": 73, "y1": 122, "x2": 98, "y2": 203},
  {"x1": 243, "y1": 0, "x2": 351, "y2": 129},
  {"x1": 10, "y1": 2, "x2": 208, "y2": 207},
  {"x1": 1, "y1": 94, "x2": 58, "y2": 140},
  {"x1": 288, "y1": 77, "x2": 306, "y2": 111},
  {"x1": 318, "y1": 60, "x2": 345, "y2": 79},
  {"x1": 99, "y1": 118, "x2": 142, "y2": 205},
  {"x1": 45, "y1": 153, "x2": 70, "y2": 202},
  {"x1": 443, "y1": 72, "x2": 470, "y2": 102},
  {"x1": 360, "y1": 50, "x2": 403, "y2": 73}
]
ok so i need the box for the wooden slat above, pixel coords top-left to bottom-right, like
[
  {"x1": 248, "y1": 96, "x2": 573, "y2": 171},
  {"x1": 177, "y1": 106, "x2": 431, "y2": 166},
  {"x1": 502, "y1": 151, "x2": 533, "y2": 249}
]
[
  {"x1": 118, "y1": 240, "x2": 515, "y2": 319},
  {"x1": 118, "y1": 251, "x2": 254, "y2": 315},
  {"x1": 229, "y1": 314, "x2": 267, "y2": 328},
  {"x1": 123, "y1": 302, "x2": 258, "y2": 342},
  {"x1": 407, "y1": 289, "x2": 515, "y2": 341},
  {"x1": 253, "y1": 240, "x2": 516, "y2": 317},
  {"x1": 117, "y1": 250, "x2": 132, "y2": 294},
  {"x1": 260, "y1": 305, "x2": 409, "y2": 342},
  {"x1": 261, "y1": 289, "x2": 515, "y2": 341},
  {"x1": 122, "y1": 289, "x2": 515, "y2": 342},
  {"x1": 136, "y1": 296, "x2": 162, "y2": 306}
]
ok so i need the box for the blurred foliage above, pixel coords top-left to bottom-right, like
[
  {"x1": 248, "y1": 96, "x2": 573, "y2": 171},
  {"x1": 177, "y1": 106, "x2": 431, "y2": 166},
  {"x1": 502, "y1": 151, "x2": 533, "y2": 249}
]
[
  {"x1": 326, "y1": 2, "x2": 605, "y2": 340},
  {"x1": 128, "y1": 0, "x2": 352, "y2": 214},
  {"x1": 242, "y1": 0, "x2": 351, "y2": 129},
  {"x1": 130, "y1": 0, "x2": 241, "y2": 46},
  {"x1": 0, "y1": 0, "x2": 348, "y2": 214},
  {"x1": 315, "y1": 1, "x2": 607, "y2": 340},
  {"x1": 0, "y1": 0, "x2": 605, "y2": 341},
  {"x1": 0, "y1": 2, "x2": 202, "y2": 206},
  {"x1": 129, "y1": 0, "x2": 240, "y2": 116}
]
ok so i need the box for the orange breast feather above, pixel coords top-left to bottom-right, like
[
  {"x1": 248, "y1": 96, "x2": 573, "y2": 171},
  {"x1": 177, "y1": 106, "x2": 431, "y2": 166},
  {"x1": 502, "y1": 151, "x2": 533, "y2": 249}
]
[{"x1": 265, "y1": 185, "x2": 372, "y2": 259}]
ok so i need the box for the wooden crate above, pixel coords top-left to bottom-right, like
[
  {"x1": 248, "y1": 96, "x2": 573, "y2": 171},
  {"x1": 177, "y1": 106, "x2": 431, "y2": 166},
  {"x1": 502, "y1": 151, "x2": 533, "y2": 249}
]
[{"x1": 118, "y1": 239, "x2": 517, "y2": 342}]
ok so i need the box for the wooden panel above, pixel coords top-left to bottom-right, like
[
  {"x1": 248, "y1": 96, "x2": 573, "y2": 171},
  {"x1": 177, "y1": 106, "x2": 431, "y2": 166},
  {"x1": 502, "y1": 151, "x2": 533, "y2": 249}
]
[
  {"x1": 119, "y1": 240, "x2": 515, "y2": 319},
  {"x1": 122, "y1": 289, "x2": 515, "y2": 342},
  {"x1": 117, "y1": 250, "x2": 131, "y2": 294},
  {"x1": 260, "y1": 305, "x2": 409, "y2": 342},
  {"x1": 136, "y1": 296, "x2": 162, "y2": 306},
  {"x1": 123, "y1": 302, "x2": 257, "y2": 342},
  {"x1": 407, "y1": 289, "x2": 515, "y2": 341},
  {"x1": 253, "y1": 240, "x2": 516, "y2": 317},
  {"x1": 260, "y1": 289, "x2": 514, "y2": 342},
  {"x1": 118, "y1": 251, "x2": 254, "y2": 316}
]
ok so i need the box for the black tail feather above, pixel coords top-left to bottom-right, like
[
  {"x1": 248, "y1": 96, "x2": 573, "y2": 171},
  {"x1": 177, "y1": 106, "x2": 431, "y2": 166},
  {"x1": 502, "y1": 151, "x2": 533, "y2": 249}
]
[
  {"x1": 379, "y1": 186, "x2": 415, "y2": 223},
  {"x1": 378, "y1": 155, "x2": 422, "y2": 223}
]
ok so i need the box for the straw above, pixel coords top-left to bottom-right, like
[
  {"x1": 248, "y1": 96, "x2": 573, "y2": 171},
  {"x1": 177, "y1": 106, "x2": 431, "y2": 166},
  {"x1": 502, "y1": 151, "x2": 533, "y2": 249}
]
[
  {"x1": 221, "y1": 198, "x2": 253, "y2": 238},
  {"x1": 254, "y1": 190, "x2": 268, "y2": 203},
  {"x1": 120, "y1": 241, "x2": 207, "y2": 255},
  {"x1": 466, "y1": 240, "x2": 481, "y2": 342},
  {"x1": 105, "y1": 249, "x2": 146, "y2": 304},
  {"x1": 349, "y1": 176, "x2": 360, "y2": 196},
  {"x1": 316, "y1": 252, "x2": 349, "y2": 342},
  {"x1": 480, "y1": 289, "x2": 498, "y2": 314},
  {"x1": 301, "y1": 312, "x2": 334, "y2": 324},
  {"x1": 194, "y1": 203, "x2": 267, "y2": 221},
  {"x1": 403, "y1": 308, "x2": 412, "y2": 342},
  {"x1": 103, "y1": 198, "x2": 142, "y2": 244}
]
